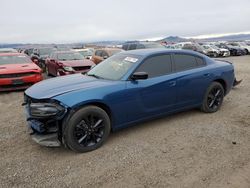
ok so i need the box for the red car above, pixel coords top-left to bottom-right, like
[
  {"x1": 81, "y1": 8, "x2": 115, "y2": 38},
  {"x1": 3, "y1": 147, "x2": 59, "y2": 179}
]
[
  {"x1": 45, "y1": 51, "x2": 95, "y2": 76},
  {"x1": 0, "y1": 53, "x2": 43, "y2": 91}
]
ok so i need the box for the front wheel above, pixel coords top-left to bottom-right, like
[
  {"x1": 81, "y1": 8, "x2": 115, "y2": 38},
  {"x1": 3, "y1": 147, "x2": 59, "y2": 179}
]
[
  {"x1": 201, "y1": 82, "x2": 224, "y2": 113},
  {"x1": 63, "y1": 106, "x2": 111, "y2": 153}
]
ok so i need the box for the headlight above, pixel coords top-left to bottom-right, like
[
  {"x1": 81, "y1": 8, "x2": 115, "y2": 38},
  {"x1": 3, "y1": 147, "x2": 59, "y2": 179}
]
[
  {"x1": 30, "y1": 103, "x2": 65, "y2": 117},
  {"x1": 63, "y1": 66, "x2": 74, "y2": 72}
]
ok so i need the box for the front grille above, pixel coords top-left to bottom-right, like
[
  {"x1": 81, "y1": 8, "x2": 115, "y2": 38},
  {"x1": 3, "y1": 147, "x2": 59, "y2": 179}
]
[
  {"x1": 0, "y1": 83, "x2": 32, "y2": 89},
  {"x1": 73, "y1": 66, "x2": 91, "y2": 71},
  {"x1": 0, "y1": 72, "x2": 37, "y2": 79}
]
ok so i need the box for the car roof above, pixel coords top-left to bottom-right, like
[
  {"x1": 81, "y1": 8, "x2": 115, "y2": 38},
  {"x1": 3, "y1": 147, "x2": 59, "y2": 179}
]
[
  {"x1": 0, "y1": 52, "x2": 25, "y2": 56},
  {"x1": 95, "y1": 48, "x2": 122, "y2": 51},
  {"x1": 119, "y1": 48, "x2": 205, "y2": 57},
  {"x1": 0, "y1": 48, "x2": 18, "y2": 52},
  {"x1": 53, "y1": 50, "x2": 75, "y2": 54}
]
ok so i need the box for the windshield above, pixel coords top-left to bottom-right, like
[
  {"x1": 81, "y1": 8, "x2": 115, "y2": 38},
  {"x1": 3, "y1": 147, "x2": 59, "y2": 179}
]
[
  {"x1": 0, "y1": 55, "x2": 31, "y2": 65},
  {"x1": 238, "y1": 42, "x2": 246, "y2": 46},
  {"x1": 87, "y1": 54, "x2": 140, "y2": 80},
  {"x1": 58, "y1": 52, "x2": 84, "y2": 61},
  {"x1": 78, "y1": 50, "x2": 93, "y2": 57},
  {"x1": 39, "y1": 48, "x2": 55, "y2": 55},
  {"x1": 229, "y1": 43, "x2": 238, "y2": 47},
  {"x1": 203, "y1": 45, "x2": 210, "y2": 50},
  {"x1": 211, "y1": 45, "x2": 219, "y2": 50}
]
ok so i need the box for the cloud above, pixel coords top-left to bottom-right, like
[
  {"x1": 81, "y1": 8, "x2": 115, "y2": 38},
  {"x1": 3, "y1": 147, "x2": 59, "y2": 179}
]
[{"x1": 0, "y1": 0, "x2": 249, "y2": 43}]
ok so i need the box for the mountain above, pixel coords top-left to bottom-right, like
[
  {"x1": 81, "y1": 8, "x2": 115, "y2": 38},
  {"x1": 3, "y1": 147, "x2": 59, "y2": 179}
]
[
  {"x1": 1, "y1": 34, "x2": 250, "y2": 49},
  {"x1": 157, "y1": 34, "x2": 250, "y2": 43},
  {"x1": 157, "y1": 36, "x2": 188, "y2": 43},
  {"x1": 199, "y1": 34, "x2": 250, "y2": 42}
]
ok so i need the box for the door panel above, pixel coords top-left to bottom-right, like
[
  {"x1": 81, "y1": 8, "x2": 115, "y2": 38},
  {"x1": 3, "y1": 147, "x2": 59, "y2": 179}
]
[
  {"x1": 172, "y1": 53, "x2": 211, "y2": 107},
  {"x1": 125, "y1": 75, "x2": 177, "y2": 122},
  {"x1": 175, "y1": 68, "x2": 212, "y2": 107}
]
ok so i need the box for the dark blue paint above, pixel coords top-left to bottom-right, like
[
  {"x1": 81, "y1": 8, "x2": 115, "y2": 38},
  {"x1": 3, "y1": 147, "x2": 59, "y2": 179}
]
[{"x1": 25, "y1": 49, "x2": 235, "y2": 130}]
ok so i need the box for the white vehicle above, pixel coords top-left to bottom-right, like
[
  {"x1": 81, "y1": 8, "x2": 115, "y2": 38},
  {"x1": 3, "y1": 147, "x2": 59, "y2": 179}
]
[
  {"x1": 202, "y1": 45, "x2": 220, "y2": 57},
  {"x1": 72, "y1": 48, "x2": 93, "y2": 59},
  {"x1": 206, "y1": 44, "x2": 230, "y2": 57}
]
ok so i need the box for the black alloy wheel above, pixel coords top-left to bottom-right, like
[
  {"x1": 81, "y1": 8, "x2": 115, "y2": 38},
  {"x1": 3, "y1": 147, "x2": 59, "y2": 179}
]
[
  {"x1": 74, "y1": 115, "x2": 105, "y2": 147},
  {"x1": 201, "y1": 82, "x2": 224, "y2": 113},
  {"x1": 207, "y1": 86, "x2": 223, "y2": 110},
  {"x1": 63, "y1": 106, "x2": 111, "y2": 152}
]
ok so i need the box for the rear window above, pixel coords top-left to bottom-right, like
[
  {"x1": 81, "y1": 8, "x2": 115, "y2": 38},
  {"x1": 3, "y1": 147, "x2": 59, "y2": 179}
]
[
  {"x1": 122, "y1": 44, "x2": 128, "y2": 50},
  {"x1": 128, "y1": 44, "x2": 137, "y2": 50},
  {"x1": 57, "y1": 52, "x2": 83, "y2": 61},
  {"x1": 144, "y1": 43, "x2": 165, "y2": 49},
  {"x1": 95, "y1": 50, "x2": 102, "y2": 56},
  {"x1": 174, "y1": 54, "x2": 205, "y2": 72},
  {"x1": 0, "y1": 55, "x2": 31, "y2": 65}
]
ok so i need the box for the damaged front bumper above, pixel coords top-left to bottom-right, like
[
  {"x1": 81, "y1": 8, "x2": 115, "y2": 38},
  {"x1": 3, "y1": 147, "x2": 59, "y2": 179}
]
[
  {"x1": 31, "y1": 133, "x2": 61, "y2": 147},
  {"x1": 24, "y1": 95, "x2": 68, "y2": 147}
]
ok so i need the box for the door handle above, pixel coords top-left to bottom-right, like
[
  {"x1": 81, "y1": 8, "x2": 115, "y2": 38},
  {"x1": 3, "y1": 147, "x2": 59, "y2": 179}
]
[{"x1": 168, "y1": 81, "x2": 176, "y2": 87}]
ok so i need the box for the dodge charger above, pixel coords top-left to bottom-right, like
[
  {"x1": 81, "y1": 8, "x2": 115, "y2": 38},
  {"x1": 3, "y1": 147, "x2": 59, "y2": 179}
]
[{"x1": 23, "y1": 49, "x2": 235, "y2": 152}]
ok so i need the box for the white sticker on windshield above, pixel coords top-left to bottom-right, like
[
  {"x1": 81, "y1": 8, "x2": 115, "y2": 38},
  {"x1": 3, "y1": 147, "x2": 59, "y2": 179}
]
[{"x1": 124, "y1": 57, "x2": 138, "y2": 63}]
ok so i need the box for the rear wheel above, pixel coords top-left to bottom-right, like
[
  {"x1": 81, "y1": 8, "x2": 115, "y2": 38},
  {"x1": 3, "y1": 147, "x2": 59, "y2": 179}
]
[
  {"x1": 63, "y1": 106, "x2": 111, "y2": 153},
  {"x1": 201, "y1": 82, "x2": 224, "y2": 113}
]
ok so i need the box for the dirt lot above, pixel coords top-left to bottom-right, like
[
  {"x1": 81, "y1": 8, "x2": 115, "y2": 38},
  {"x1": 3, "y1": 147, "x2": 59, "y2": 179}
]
[{"x1": 0, "y1": 55, "x2": 250, "y2": 188}]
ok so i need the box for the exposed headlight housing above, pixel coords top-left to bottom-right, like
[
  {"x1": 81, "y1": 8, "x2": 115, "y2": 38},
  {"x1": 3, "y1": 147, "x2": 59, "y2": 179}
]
[
  {"x1": 63, "y1": 66, "x2": 74, "y2": 72},
  {"x1": 30, "y1": 102, "x2": 65, "y2": 118}
]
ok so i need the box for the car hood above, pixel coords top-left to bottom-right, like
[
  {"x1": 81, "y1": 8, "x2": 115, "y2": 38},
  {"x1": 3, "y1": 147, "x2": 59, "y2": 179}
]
[
  {"x1": 59, "y1": 59, "x2": 94, "y2": 67},
  {"x1": 25, "y1": 74, "x2": 114, "y2": 99},
  {"x1": 0, "y1": 63, "x2": 41, "y2": 74}
]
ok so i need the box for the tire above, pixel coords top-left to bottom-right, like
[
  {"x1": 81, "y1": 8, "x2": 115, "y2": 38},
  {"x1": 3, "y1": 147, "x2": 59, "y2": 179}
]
[
  {"x1": 201, "y1": 82, "x2": 224, "y2": 113},
  {"x1": 245, "y1": 49, "x2": 249, "y2": 55},
  {"x1": 39, "y1": 61, "x2": 46, "y2": 72},
  {"x1": 45, "y1": 65, "x2": 51, "y2": 76},
  {"x1": 63, "y1": 106, "x2": 111, "y2": 153}
]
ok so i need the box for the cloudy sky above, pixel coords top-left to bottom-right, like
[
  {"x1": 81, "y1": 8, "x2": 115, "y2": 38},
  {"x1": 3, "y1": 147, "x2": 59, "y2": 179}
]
[{"x1": 1, "y1": 0, "x2": 250, "y2": 43}]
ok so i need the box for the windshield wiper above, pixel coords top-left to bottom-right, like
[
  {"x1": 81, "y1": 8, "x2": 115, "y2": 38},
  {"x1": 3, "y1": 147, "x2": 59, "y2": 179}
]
[{"x1": 86, "y1": 73, "x2": 102, "y2": 79}]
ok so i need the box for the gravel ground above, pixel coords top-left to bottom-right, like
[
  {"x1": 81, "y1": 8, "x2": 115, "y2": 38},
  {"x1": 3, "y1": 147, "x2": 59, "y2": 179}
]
[{"x1": 0, "y1": 56, "x2": 250, "y2": 188}]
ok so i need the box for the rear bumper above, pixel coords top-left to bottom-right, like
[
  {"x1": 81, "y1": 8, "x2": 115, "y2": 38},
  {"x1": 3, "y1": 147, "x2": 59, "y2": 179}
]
[{"x1": 0, "y1": 74, "x2": 43, "y2": 91}]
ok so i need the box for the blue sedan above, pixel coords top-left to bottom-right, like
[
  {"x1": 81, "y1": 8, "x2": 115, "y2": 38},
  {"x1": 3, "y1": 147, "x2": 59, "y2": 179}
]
[{"x1": 24, "y1": 49, "x2": 235, "y2": 152}]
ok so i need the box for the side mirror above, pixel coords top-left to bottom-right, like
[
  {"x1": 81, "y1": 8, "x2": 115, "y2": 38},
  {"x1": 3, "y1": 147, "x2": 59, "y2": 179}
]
[{"x1": 131, "y1": 72, "x2": 148, "y2": 80}]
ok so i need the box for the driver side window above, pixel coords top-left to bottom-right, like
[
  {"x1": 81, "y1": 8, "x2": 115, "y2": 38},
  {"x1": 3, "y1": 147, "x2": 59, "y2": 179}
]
[{"x1": 135, "y1": 54, "x2": 172, "y2": 78}]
